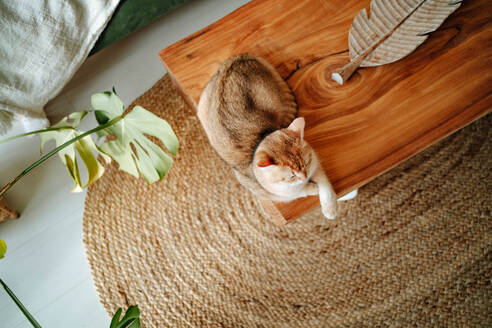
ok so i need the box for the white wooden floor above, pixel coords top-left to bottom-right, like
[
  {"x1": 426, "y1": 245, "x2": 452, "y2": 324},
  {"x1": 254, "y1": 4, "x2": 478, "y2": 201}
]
[{"x1": 0, "y1": 1, "x2": 250, "y2": 326}]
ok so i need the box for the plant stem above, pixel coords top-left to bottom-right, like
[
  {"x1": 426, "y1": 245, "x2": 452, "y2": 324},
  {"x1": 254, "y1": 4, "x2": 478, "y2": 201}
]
[
  {"x1": 0, "y1": 126, "x2": 74, "y2": 145},
  {"x1": 0, "y1": 279, "x2": 42, "y2": 328},
  {"x1": 0, "y1": 116, "x2": 123, "y2": 197}
]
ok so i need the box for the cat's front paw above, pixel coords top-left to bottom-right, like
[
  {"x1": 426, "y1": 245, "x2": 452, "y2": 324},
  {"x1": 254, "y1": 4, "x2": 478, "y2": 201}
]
[{"x1": 321, "y1": 199, "x2": 337, "y2": 220}]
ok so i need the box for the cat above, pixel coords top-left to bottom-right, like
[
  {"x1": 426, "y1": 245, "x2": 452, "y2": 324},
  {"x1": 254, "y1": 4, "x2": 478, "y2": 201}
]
[{"x1": 197, "y1": 54, "x2": 337, "y2": 219}]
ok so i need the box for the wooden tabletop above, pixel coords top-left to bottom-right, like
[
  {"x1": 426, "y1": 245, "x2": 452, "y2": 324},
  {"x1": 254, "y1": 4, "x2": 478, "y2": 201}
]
[{"x1": 159, "y1": 0, "x2": 492, "y2": 224}]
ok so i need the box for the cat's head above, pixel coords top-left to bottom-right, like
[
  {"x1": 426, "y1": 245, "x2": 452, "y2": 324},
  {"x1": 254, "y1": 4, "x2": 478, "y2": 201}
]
[{"x1": 253, "y1": 117, "x2": 312, "y2": 185}]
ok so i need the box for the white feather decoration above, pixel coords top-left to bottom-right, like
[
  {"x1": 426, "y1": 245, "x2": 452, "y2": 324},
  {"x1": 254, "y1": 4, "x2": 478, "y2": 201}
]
[{"x1": 332, "y1": 0, "x2": 462, "y2": 85}]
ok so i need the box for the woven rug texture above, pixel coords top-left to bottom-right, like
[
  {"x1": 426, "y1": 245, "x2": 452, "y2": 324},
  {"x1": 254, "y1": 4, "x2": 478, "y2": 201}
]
[{"x1": 83, "y1": 75, "x2": 491, "y2": 327}]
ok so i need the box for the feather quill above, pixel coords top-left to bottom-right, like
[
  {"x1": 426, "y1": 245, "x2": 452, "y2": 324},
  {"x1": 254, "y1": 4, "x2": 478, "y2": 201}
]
[{"x1": 332, "y1": 0, "x2": 462, "y2": 85}]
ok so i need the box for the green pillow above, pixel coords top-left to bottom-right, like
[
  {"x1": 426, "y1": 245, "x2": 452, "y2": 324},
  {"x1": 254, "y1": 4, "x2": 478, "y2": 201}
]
[{"x1": 90, "y1": 0, "x2": 189, "y2": 55}]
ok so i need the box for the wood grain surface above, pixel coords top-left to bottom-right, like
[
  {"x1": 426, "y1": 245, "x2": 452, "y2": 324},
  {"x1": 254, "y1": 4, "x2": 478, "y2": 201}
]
[{"x1": 159, "y1": 0, "x2": 492, "y2": 224}]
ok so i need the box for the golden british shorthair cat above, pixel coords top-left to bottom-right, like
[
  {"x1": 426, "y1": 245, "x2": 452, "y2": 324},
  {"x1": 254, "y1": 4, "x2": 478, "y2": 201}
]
[{"x1": 197, "y1": 54, "x2": 337, "y2": 219}]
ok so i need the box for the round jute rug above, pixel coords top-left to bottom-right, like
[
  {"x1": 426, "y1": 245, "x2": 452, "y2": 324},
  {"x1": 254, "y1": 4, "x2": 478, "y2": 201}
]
[{"x1": 83, "y1": 75, "x2": 491, "y2": 327}]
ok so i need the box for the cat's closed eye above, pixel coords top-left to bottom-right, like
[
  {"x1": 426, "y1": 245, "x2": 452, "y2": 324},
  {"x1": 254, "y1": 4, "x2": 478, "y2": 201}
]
[{"x1": 303, "y1": 152, "x2": 312, "y2": 167}]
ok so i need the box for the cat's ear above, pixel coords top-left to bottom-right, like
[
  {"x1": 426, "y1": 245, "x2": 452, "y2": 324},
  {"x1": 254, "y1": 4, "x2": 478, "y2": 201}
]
[
  {"x1": 255, "y1": 151, "x2": 275, "y2": 167},
  {"x1": 287, "y1": 117, "x2": 305, "y2": 139}
]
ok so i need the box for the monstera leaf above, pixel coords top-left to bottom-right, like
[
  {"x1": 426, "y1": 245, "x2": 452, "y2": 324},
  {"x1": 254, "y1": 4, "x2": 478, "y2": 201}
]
[
  {"x1": 110, "y1": 305, "x2": 141, "y2": 328},
  {"x1": 0, "y1": 89, "x2": 179, "y2": 198},
  {"x1": 332, "y1": 0, "x2": 462, "y2": 84},
  {"x1": 39, "y1": 111, "x2": 107, "y2": 192},
  {"x1": 0, "y1": 239, "x2": 6, "y2": 259},
  {"x1": 91, "y1": 91, "x2": 178, "y2": 184}
]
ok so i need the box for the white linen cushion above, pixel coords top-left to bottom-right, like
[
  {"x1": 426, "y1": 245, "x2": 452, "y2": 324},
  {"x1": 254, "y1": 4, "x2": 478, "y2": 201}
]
[{"x1": 0, "y1": 0, "x2": 119, "y2": 136}]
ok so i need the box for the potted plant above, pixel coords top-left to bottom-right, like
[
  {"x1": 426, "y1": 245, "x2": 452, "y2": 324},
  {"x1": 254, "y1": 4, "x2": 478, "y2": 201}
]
[{"x1": 0, "y1": 89, "x2": 178, "y2": 327}]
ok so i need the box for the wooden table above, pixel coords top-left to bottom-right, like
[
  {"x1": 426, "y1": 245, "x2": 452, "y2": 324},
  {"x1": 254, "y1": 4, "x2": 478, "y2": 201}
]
[{"x1": 159, "y1": 0, "x2": 491, "y2": 224}]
